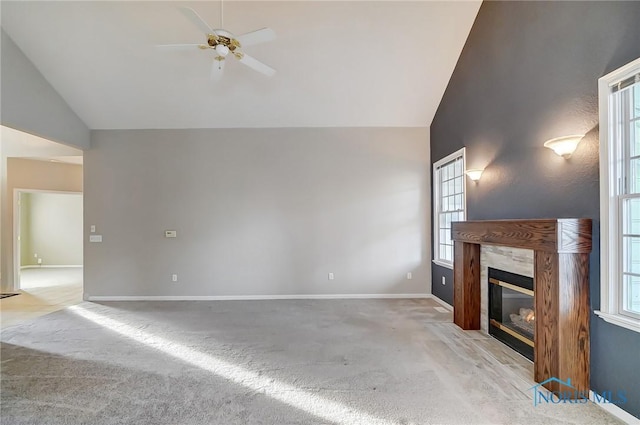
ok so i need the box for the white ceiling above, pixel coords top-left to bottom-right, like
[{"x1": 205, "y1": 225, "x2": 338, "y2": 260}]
[{"x1": 1, "y1": 1, "x2": 481, "y2": 130}]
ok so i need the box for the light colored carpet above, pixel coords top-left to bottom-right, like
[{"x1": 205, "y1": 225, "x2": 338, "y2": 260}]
[{"x1": 0, "y1": 298, "x2": 622, "y2": 424}]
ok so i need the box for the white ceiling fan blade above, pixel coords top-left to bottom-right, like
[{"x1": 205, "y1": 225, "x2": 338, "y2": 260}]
[
  {"x1": 156, "y1": 44, "x2": 205, "y2": 50},
  {"x1": 211, "y1": 58, "x2": 225, "y2": 81},
  {"x1": 236, "y1": 28, "x2": 276, "y2": 47},
  {"x1": 180, "y1": 7, "x2": 215, "y2": 35},
  {"x1": 237, "y1": 53, "x2": 276, "y2": 77}
]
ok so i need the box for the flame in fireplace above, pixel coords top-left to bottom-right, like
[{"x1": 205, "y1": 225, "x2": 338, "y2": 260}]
[
  {"x1": 509, "y1": 308, "x2": 535, "y2": 335},
  {"x1": 524, "y1": 311, "x2": 535, "y2": 323}
]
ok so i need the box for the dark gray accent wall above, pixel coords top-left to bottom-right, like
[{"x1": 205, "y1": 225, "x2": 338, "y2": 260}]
[{"x1": 431, "y1": 1, "x2": 640, "y2": 418}]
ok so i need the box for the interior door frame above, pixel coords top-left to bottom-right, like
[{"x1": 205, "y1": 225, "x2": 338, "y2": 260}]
[{"x1": 13, "y1": 188, "x2": 83, "y2": 290}]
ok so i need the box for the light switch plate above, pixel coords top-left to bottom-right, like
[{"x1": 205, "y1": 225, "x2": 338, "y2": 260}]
[
  {"x1": 89, "y1": 235, "x2": 103, "y2": 243},
  {"x1": 165, "y1": 230, "x2": 177, "y2": 238}
]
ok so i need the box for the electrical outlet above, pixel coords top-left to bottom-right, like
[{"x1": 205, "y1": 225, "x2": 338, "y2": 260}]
[
  {"x1": 90, "y1": 225, "x2": 96, "y2": 233},
  {"x1": 172, "y1": 274, "x2": 178, "y2": 282},
  {"x1": 34, "y1": 253, "x2": 38, "y2": 258},
  {"x1": 37, "y1": 258, "x2": 42, "y2": 265},
  {"x1": 328, "y1": 272, "x2": 334, "y2": 280},
  {"x1": 442, "y1": 276, "x2": 446, "y2": 285},
  {"x1": 407, "y1": 272, "x2": 412, "y2": 280}
]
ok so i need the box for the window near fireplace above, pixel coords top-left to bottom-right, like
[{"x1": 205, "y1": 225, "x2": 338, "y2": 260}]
[
  {"x1": 598, "y1": 57, "x2": 640, "y2": 333},
  {"x1": 433, "y1": 147, "x2": 466, "y2": 268}
]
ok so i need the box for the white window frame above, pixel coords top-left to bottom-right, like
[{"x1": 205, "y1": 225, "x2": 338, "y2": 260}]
[
  {"x1": 433, "y1": 147, "x2": 466, "y2": 269},
  {"x1": 596, "y1": 57, "x2": 640, "y2": 334}
]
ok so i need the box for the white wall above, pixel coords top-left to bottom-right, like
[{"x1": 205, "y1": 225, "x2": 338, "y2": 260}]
[
  {"x1": 85, "y1": 127, "x2": 431, "y2": 298},
  {"x1": 21, "y1": 192, "x2": 83, "y2": 266},
  {"x1": 19, "y1": 192, "x2": 31, "y2": 267}
]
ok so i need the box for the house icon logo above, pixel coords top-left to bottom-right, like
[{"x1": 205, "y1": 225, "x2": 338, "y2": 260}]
[
  {"x1": 528, "y1": 377, "x2": 628, "y2": 407},
  {"x1": 529, "y1": 377, "x2": 576, "y2": 407}
]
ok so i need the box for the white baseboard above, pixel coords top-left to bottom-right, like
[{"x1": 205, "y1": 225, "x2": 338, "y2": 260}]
[
  {"x1": 86, "y1": 293, "x2": 432, "y2": 302},
  {"x1": 21, "y1": 265, "x2": 82, "y2": 269},
  {"x1": 589, "y1": 391, "x2": 640, "y2": 424},
  {"x1": 427, "y1": 294, "x2": 453, "y2": 310}
]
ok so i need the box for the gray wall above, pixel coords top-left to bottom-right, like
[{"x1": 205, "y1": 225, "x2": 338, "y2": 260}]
[
  {"x1": 430, "y1": 1, "x2": 640, "y2": 418},
  {"x1": 0, "y1": 30, "x2": 90, "y2": 149},
  {"x1": 85, "y1": 127, "x2": 430, "y2": 298}
]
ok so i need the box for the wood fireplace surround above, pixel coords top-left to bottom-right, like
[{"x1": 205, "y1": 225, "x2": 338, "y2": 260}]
[{"x1": 451, "y1": 219, "x2": 592, "y2": 393}]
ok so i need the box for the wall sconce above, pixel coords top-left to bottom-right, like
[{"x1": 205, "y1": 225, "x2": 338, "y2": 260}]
[
  {"x1": 465, "y1": 169, "x2": 484, "y2": 182},
  {"x1": 543, "y1": 135, "x2": 583, "y2": 158}
]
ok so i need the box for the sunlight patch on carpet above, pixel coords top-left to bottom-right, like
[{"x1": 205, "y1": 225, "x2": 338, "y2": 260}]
[{"x1": 68, "y1": 304, "x2": 397, "y2": 425}]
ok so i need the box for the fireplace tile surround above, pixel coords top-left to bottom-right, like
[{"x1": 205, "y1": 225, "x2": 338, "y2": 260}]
[{"x1": 480, "y1": 246, "x2": 534, "y2": 334}]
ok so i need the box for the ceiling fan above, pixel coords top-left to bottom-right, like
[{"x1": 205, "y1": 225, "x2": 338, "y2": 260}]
[{"x1": 157, "y1": 4, "x2": 276, "y2": 80}]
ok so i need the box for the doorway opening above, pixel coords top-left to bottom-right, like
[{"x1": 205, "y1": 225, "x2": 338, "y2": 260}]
[{"x1": 14, "y1": 190, "x2": 83, "y2": 293}]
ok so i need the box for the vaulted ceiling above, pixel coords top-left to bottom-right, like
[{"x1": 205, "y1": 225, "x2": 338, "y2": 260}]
[{"x1": 1, "y1": 1, "x2": 481, "y2": 129}]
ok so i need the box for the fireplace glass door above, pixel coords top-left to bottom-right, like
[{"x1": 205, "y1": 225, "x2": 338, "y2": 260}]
[{"x1": 488, "y1": 267, "x2": 534, "y2": 360}]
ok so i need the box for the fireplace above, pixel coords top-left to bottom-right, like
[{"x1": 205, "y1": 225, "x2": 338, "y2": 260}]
[
  {"x1": 451, "y1": 218, "x2": 592, "y2": 393},
  {"x1": 488, "y1": 267, "x2": 534, "y2": 360}
]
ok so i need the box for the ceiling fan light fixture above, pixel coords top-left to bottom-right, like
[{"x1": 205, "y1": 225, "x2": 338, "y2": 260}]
[{"x1": 215, "y1": 44, "x2": 230, "y2": 57}]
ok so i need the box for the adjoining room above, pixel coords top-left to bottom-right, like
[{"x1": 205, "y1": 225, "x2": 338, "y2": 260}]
[
  {"x1": 1, "y1": 127, "x2": 84, "y2": 328},
  {"x1": 18, "y1": 191, "x2": 82, "y2": 289}
]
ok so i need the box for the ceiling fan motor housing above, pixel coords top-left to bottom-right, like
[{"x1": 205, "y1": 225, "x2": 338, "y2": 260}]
[{"x1": 207, "y1": 32, "x2": 240, "y2": 51}]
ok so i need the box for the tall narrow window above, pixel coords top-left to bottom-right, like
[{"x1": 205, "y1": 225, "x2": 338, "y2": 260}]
[
  {"x1": 597, "y1": 57, "x2": 640, "y2": 333},
  {"x1": 433, "y1": 148, "x2": 466, "y2": 268}
]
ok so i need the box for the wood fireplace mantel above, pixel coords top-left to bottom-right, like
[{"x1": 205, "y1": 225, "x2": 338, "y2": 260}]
[{"x1": 451, "y1": 218, "x2": 592, "y2": 393}]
